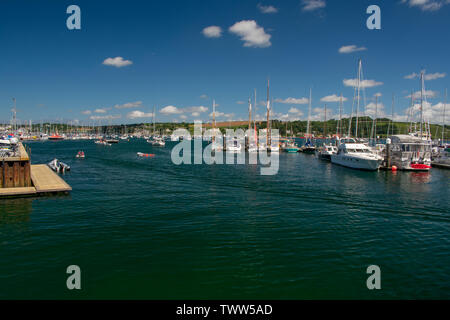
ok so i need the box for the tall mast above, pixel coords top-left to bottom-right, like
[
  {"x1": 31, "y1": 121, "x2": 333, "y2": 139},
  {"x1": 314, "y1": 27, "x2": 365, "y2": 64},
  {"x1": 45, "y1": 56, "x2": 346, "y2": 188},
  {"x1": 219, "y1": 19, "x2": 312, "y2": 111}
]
[
  {"x1": 355, "y1": 59, "x2": 362, "y2": 138},
  {"x1": 153, "y1": 106, "x2": 156, "y2": 135},
  {"x1": 443, "y1": 89, "x2": 447, "y2": 143},
  {"x1": 388, "y1": 94, "x2": 395, "y2": 136},
  {"x1": 254, "y1": 89, "x2": 257, "y2": 144},
  {"x1": 307, "y1": 88, "x2": 312, "y2": 138},
  {"x1": 212, "y1": 99, "x2": 216, "y2": 143},
  {"x1": 254, "y1": 89, "x2": 257, "y2": 129},
  {"x1": 338, "y1": 93, "x2": 343, "y2": 138},
  {"x1": 12, "y1": 98, "x2": 17, "y2": 133},
  {"x1": 420, "y1": 71, "x2": 425, "y2": 138},
  {"x1": 248, "y1": 97, "x2": 252, "y2": 131},
  {"x1": 373, "y1": 95, "x2": 378, "y2": 144},
  {"x1": 323, "y1": 104, "x2": 327, "y2": 137},
  {"x1": 409, "y1": 90, "x2": 414, "y2": 133},
  {"x1": 266, "y1": 78, "x2": 270, "y2": 146}
]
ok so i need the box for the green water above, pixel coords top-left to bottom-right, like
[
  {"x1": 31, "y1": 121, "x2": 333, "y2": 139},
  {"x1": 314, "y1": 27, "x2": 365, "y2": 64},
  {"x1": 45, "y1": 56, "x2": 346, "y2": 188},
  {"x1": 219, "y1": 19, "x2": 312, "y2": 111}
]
[{"x1": 0, "y1": 139, "x2": 449, "y2": 299}]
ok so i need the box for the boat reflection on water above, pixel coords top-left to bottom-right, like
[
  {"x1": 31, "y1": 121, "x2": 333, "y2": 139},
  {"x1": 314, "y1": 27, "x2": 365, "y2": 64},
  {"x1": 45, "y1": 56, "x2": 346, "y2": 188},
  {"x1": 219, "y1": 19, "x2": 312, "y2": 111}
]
[
  {"x1": 410, "y1": 171, "x2": 431, "y2": 184},
  {"x1": 0, "y1": 198, "x2": 33, "y2": 224}
]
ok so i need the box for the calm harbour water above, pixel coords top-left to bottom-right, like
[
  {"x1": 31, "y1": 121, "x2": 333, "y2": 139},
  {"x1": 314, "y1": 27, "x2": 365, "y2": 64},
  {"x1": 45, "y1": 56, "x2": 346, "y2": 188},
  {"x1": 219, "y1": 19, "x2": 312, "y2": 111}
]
[{"x1": 0, "y1": 139, "x2": 449, "y2": 299}]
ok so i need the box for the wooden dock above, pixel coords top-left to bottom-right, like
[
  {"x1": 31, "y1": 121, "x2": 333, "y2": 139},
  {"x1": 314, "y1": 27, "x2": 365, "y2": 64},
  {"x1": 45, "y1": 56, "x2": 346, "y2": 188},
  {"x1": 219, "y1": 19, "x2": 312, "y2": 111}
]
[
  {"x1": 30, "y1": 165, "x2": 72, "y2": 193},
  {"x1": 0, "y1": 164, "x2": 71, "y2": 198}
]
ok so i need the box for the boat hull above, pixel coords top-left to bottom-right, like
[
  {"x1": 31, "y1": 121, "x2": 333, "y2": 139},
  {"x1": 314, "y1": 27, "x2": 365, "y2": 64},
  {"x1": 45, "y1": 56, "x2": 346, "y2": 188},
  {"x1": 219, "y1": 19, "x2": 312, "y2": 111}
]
[
  {"x1": 283, "y1": 148, "x2": 299, "y2": 153},
  {"x1": 300, "y1": 147, "x2": 316, "y2": 154},
  {"x1": 331, "y1": 155, "x2": 380, "y2": 171},
  {"x1": 317, "y1": 153, "x2": 332, "y2": 161}
]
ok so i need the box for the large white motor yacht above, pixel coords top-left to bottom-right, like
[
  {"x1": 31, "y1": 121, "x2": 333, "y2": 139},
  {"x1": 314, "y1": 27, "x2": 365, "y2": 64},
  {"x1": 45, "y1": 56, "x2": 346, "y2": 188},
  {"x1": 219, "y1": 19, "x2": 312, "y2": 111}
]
[{"x1": 331, "y1": 138, "x2": 382, "y2": 171}]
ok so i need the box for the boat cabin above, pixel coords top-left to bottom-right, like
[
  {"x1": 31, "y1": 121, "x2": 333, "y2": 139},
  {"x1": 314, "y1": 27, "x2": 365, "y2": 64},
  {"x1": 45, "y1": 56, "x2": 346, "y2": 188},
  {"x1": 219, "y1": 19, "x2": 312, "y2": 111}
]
[{"x1": 387, "y1": 134, "x2": 432, "y2": 170}]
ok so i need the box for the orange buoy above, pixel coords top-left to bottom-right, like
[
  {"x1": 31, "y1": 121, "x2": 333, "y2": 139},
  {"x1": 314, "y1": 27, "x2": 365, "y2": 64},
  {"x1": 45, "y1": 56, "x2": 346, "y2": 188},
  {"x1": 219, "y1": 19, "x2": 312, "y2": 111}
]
[{"x1": 391, "y1": 165, "x2": 397, "y2": 171}]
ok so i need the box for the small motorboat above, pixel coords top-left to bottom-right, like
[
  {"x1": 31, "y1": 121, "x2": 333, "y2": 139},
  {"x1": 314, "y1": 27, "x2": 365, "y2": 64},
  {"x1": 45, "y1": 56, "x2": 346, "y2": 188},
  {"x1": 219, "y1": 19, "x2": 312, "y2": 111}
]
[
  {"x1": 316, "y1": 144, "x2": 338, "y2": 161},
  {"x1": 76, "y1": 151, "x2": 85, "y2": 158},
  {"x1": 410, "y1": 163, "x2": 432, "y2": 171},
  {"x1": 137, "y1": 152, "x2": 155, "y2": 158},
  {"x1": 95, "y1": 140, "x2": 111, "y2": 146},
  {"x1": 48, "y1": 134, "x2": 64, "y2": 141},
  {"x1": 147, "y1": 136, "x2": 166, "y2": 147},
  {"x1": 48, "y1": 159, "x2": 71, "y2": 173}
]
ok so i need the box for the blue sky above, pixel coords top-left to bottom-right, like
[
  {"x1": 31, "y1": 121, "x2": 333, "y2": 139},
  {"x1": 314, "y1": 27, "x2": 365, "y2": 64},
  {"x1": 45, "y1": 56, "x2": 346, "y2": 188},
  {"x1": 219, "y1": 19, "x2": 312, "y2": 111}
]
[{"x1": 0, "y1": 0, "x2": 449, "y2": 125}]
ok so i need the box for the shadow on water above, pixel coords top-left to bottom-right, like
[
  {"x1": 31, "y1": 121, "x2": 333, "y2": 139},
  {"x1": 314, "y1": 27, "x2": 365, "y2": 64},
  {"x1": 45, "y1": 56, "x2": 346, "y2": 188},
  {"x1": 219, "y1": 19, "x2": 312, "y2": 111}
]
[{"x1": 0, "y1": 199, "x2": 33, "y2": 224}]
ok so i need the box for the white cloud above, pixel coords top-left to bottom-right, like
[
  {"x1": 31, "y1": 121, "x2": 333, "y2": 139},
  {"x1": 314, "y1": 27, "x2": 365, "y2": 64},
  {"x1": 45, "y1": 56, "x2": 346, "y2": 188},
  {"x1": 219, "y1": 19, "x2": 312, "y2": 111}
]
[
  {"x1": 159, "y1": 105, "x2": 208, "y2": 115},
  {"x1": 184, "y1": 106, "x2": 208, "y2": 113},
  {"x1": 114, "y1": 101, "x2": 143, "y2": 109},
  {"x1": 102, "y1": 57, "x2": 133, "y2": 68},
  {"x1": 301, "y1": 0, "x2": 326, "y2": 11},
  {"x1": 90, "y1": 115, "x2": 121, "y2": 121},
  {"x1": 275, "y1": 97, "x2": 309, "y2": 104},
  {"x1": 202, "y1": 26, "x2": 222, "y2": 38},
  {"x1": 288, "y1": 107, "x2": 304, "y2": 117},
  {"x1": 180, "y1": 115, "x2": 188, "y2": 120},
  {"x1": 257, "y1": 3, "x2": 278, "y2": 13},
  {"x1": 343, "y1": 79, "x2": 383, "y2": 88},
  {"x1": 404, "y1": 72, "x2": 418, "y2": 79},
  {"x1": 200, "y1": 94, "x2": 208, "y2": 99},
  {"x1": 425, "y1": 72, "x2": 446, "y2": 80},
  {"x1": 404, "y1": 71, "x2": 446, "y2": 80},
  {"x1": 404, "y1": 100, "x2": 448, "y2": 123},
  {"x1": 210, "y1": 111, "x2": 224, "y2": 117},
  {"x1": 229, "y1": 20, "x2": 271, "y2": 48},
  {"x1": 320, "y1": 94, "x2": 348, "y2": 102},
  {"x1": 401, "y1": 0, "x2": 449, "y2": 11},
  {"x1": 338, "y1": 45, "x2": 367, "y2": 54},
  {"x1": 81, "y1": 110, "x2": 92, "y2": 115},
  {"x1": 236, "y1": 101, "x2": 245, "y2": 104},
  {"x1": 191, "y1": 112, "x2": 200, "y2": 117},
  {"x1": 126, "y1": 110, "x2": 154, "y2": 119},
  {"x1": 94, "y1": 108, "x2": 108, "y2": 113},
  {"x1": 160, "y1": 105, "x2": 183, "y2": 115},
  {"x1": 365, "y1": 102, "x2": 386, "y2": 118},
  {"x1": 406, "y1": 90, "x2": 439, "y2": 99},
  {"x1": 209, "y1": 111, "x2": 234, "y2": 119}
]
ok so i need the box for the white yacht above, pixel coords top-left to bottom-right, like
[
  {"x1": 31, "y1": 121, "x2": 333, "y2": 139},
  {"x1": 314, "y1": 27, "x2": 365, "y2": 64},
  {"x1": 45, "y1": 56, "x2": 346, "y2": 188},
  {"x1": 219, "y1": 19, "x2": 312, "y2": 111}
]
[
  {"x1": 226, "y1": 140, "x2": 242, "y2": 153},
  {"x1": 148, "y1": 136, "x2": 165, "y2": 147},
  {"x1": 269, "y1": 142, "x2": 280, "y2": 153},
  {"x1": 247, "y1": 143, "x2": 258, "y2": 153},
  {"x1": 331, "y1": 138, "x2": 382, "y2": 171}
]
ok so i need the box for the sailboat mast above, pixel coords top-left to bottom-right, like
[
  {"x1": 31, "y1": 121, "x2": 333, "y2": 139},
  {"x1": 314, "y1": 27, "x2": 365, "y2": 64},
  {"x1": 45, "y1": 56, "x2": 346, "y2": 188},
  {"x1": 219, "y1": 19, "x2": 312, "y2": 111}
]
[
  {"x1": 254, "y1": 89, "x2": 257, "y2": 129},
  {"x1": 388, "y1": 94, "x2": 394, "y2": 136},
  {"x1": 409, "y1": 90, "x2": 414, "y2": 133},
  {"x1": 248, "y1": 97, "x2": 252, "y2": 131},
  {"x1": 307, "y1": 88, "x2": 311, "y2": 138},
  {"x1": 323, "y1": 104, "x2": 327, "y2": 137},
  {"x1": 420, "y1": 71, "x2": 425, "y2": 138},
  {"x1": 254, "y1": 89, "x2": 257, "y2": 144},
  {"x1": 355, "y1": 59, "x2": 362, "y2": 138},
  {"x1": 212, "y1": 99, "x2": 216, "y2": 143},
  {"x1": 374, "y1": 95, "x2": 378, "y2": 142},
  {"x1": 443, "y1": 89, "x2": 447, "y2": 143},
  {"x1": 153, "y1": 106, "x2": 156, "y2": 135},
  {"x1": 337, "y1": 93, "x2": 343, "y2": 138},
  {"x1": 12, "y1": 98, "x2": 17, "y2": 133},
  {"x1": 266, "y1": 78, "x2": 270, "y2": 146}
]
